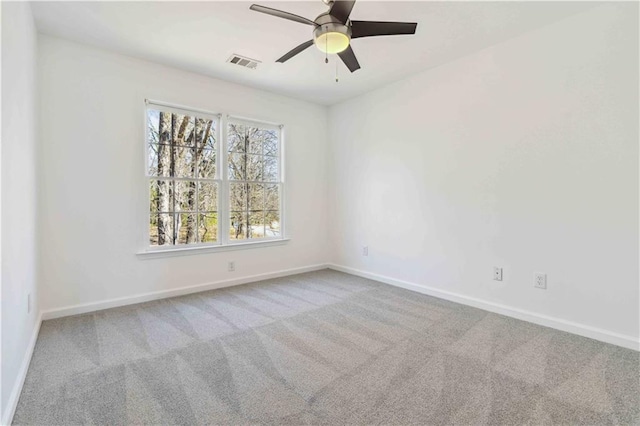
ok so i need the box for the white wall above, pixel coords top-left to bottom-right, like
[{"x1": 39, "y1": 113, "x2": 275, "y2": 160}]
[
  {"x1": 328, "y1": 4, "x2": 639, "y2": 343},
  {"x1": 38, "y1": 35, "x2": 329, "y2": 312},
  {"x1": 1, "y1": 1, "x2": 39, "y2": 421}
]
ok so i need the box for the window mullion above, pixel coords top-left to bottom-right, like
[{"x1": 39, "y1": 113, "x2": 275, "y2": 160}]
[
  {"x1": 220, "y1": 115, "x2": 229, "y2": 246},
  {"x1": 261, "y1": 127, "x2": 266, "y2": 237},
  {"x1": 279, "y1": 126, "x2": 285, "y2": 238},
  {"x1": 244, "y1": 129, "x2": 249, "y2": 239},
  {"x1": 195, "y1": 126, "x2": 200, "y2": 244},
  {"x1": 171, "y1": 117, "x2": 177, "y2": 245}
]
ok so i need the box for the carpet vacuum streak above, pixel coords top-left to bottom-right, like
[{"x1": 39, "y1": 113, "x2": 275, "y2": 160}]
[{"x1": 13, "y1": 270, "x2": 640, "y2": 425}]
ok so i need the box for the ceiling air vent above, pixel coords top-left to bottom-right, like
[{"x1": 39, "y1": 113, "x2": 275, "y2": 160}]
[{"x1": 227, "y1": 54, "x2": 261, "y2": 70}]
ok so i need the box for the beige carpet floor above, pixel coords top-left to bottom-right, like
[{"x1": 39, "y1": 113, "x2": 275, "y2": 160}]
[{"x1": 13, "y1": 269, "x2": 640, "y2": 425}]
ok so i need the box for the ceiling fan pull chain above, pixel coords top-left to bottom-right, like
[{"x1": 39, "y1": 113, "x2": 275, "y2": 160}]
[
  {"x1": 335, "y1": 57, "x2": 339, "y2": 83},
  {"x1": 325, "y1": 35, "x2": 329, "y2": 64}
]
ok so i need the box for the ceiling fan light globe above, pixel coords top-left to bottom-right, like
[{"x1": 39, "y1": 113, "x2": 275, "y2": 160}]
[{"x1": 314, "y1": 31, "x2": 350, "y2": 54}]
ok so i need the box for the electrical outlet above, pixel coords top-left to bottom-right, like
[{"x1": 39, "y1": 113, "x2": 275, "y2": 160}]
[
  {"x1": 362, "y1": 246, "x2": 368, "y2": 256},
  {"x1": 27, "y1": 293, "x2": 31, "y2": 313},
  {"x1": 493, "y1": 267, "x2": 503, "y2": 281},
  {"x1": 228, "y1": 261, "x2": 235, "y2": 272},
  {"x1": 534, "y1": 272, "x2": 547, "y2": 289}
]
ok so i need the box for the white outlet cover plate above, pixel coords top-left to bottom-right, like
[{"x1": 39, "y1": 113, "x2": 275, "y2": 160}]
[
  {"x1": 534, "y1": 272, "x2": 547, "y2": 289},
  {"x1": 493, "y1": 267, "x2": 503, "y2": 281}
]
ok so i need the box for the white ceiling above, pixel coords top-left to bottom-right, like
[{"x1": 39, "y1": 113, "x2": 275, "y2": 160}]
[{"x1": 31, "y1": 1, "x2": 596, "y2": 105}]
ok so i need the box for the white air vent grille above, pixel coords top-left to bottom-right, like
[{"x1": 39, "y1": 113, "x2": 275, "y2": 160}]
[{"x1": 227, "y1": 54, "x2": 261, "y2": 70}]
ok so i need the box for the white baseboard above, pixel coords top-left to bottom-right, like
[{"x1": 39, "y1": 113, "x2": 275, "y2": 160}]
[
  {"x1": 328, "y1": 264, "x2": 639, "y2": 351},
  {"x1": 42, "y1": 264, "x2": 329, "y2": 320},
  {"x1": 2, "y1": 312, "x2": 43, "y2": 426},
  {"x1": 8, "y1": 262, "x2": 635, "y2": 426}
]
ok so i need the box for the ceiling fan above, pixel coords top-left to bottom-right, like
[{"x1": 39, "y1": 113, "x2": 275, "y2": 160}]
[{"x1": 249, "y1": 0, "x2": 418, "y2": 73}]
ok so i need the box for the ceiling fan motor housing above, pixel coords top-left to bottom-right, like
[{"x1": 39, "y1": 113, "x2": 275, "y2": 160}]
[
  {"x1": 313, "y1": 13, "x2": 352, "y2": 53},
  {"x1": 314, "y1": 22, "x2": 351, "y2": 40}
]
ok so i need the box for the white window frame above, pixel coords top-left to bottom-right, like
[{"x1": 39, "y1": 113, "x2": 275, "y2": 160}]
[{"x1": 139, "y1": 99, "x2": 288, "y2": 257}]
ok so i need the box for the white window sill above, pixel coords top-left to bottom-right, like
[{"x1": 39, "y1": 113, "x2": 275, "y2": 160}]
[{"x1": 137, "y1": 238, "x2": 290, "y2": 259}]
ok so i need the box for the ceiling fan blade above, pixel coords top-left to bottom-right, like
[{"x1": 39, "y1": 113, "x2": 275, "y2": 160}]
[
  {"x1": 250, "y1": 4, "x2": 317, "y2": 26},
  {"x1": 329, "y1": 0, "x2": 356, "y2": 24},
  {"x1": 338, "y1": 45, "x2": 360, "y2": 73},
  {"x1": 276, "y1": 40, "x2": 314, "y2": 63},
  {"x1": 350, "y1": 20, "x2": 417, "y2": 39}
]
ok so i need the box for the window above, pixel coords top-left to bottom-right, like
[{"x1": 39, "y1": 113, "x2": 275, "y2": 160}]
[
  {"x1": 145, "y1": 101, "x2": 284, "y2": 251},
  {"x1": 227, "y1": 120, "x2": 281, "y2": 241}
]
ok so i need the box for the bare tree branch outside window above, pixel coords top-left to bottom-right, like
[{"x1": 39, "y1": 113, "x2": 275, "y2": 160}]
[
  {"x1": 227, "y1": 122, "x2": 281, "y2": 241},
  {"x1": 147, "y1": 108, "x2": 218, "y2": 246},
  {"x1": 146, "y1": 106, "x2": 281, "y2": 248}
]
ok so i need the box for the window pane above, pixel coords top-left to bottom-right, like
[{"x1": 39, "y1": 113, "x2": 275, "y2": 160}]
[
  {"x1": 173, "y1": 146, "x2": 196, "y2": 178},
  {"x1": 246, "y1": 155, "x2": 263, "y2": 181},
  {"x1": 150, "y1": 180, "x2": 173, "y2": 213},
  {"x1": 249, "y1": 211, "x2": 265, "y2": 238},
  {"x1": 264, "y1": 131, "x2": 278, "y2": 156},
  {"x1": 202, "y1": 122, "x2": 216, "y2": 150},
  {"x1": 198, "y1": 149, "x2": 216, "y2": 178},
  {"x1": 229, "y1": 183, "x2": 247, "y2": 211},
  {"x1": 247, "y1": 127, "x2": 262, "y2": 154},
  {"x1": 198, "y1": 182, "x2": 217, "y2": 212},
  {"x1": 249, "y1": 183, "x2": 264, "y2": 211},
  {"x1": 150, "y1": 180, "x2": 159, "y2": 213},
  {"x1": 199, "y1": 212, "x2": 218, "y2": 243},
  {"x1": 148, "y1": 144, "x2": 159, "y2": 176},
  {"x1": 150, "y1": 213, "x2": 174, "y2": 246},
  {"x1": 174, "y1": 181, "x2": 196, "y2": 212},
  {"x1": 148, "y1": 144, "x2": 172, "y2": 177},
  {"x1": 228, "y1": 123, "x2": 247, "y2": 153},
  {"x1": 147, "y1": 110, "x2": 160, "y2": 144},
  {"x1": 265, "y1": 210, "x2": 281, "y2": 237},
  {"x1": 228, "y1": 152, "x2": 245, "y2": 180},
  {"x1": 176, "y1": 213, "x2": 198, "y2": 244},
  {"x1": 264, "y1": 156, "x2": 278, "y2": 182},
  {"x1": 265, "y1": 184, "x2": 279, "y2": 211},
  {"x1": 195, "y1": 117, "x2": 216, "y2": 149},
  {"x1": 230, "y1": 211, "x2": 247, "y2": 240},
  {"x1": 172, "y1": 114, "x2": 195, "y2": 147}
]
